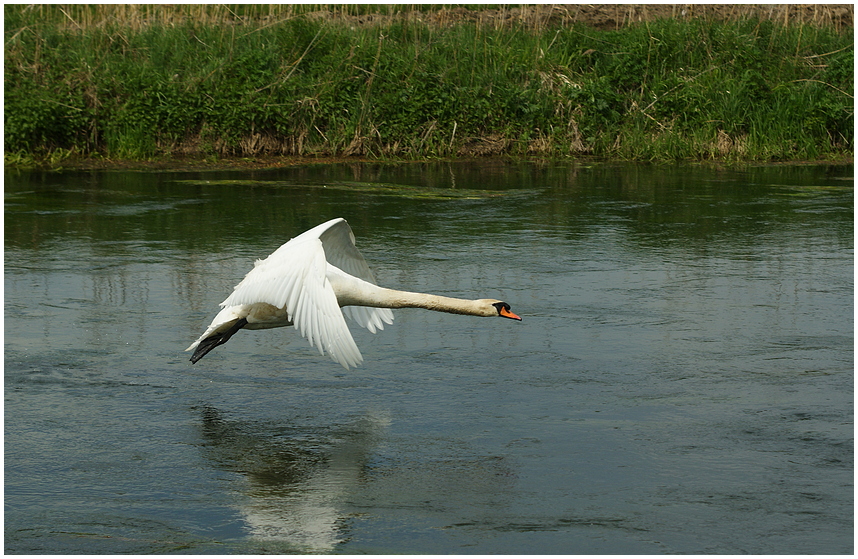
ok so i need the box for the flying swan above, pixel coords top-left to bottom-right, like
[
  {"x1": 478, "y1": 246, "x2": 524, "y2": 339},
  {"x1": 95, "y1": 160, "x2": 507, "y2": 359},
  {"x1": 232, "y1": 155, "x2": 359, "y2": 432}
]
[{"x1": 187, "y1": 217, "x2": 521, "y2": 368}]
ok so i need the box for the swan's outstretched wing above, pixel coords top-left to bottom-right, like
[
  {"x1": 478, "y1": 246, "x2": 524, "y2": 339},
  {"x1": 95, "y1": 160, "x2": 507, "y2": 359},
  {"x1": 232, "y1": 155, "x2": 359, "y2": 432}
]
[
  {"x1": 221, "y1": 232, "x2": 362, "y2": 369},
  {"x1": 316, "y1": 219, "x2": 394, "y2": 333}
]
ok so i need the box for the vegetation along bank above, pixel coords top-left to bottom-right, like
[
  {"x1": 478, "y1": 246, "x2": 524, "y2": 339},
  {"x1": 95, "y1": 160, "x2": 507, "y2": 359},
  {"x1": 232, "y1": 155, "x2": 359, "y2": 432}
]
[{"x1": 4, "y1": 4, "x2": 854, "y2": 166}]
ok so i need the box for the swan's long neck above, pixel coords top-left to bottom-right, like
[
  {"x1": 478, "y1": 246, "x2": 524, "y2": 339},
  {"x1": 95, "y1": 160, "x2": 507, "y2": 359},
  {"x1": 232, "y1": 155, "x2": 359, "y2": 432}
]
[
  {"x1": 369, "y1": 287, "x2": 487, "y2": 315},
  {"x1": 330, "y1": 269, "x2": 492, "y2": 317}
]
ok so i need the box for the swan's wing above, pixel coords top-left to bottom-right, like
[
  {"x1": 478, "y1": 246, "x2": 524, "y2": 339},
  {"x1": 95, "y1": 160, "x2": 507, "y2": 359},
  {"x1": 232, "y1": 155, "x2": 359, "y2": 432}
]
[
  {"x1": 342, "y1": 304, "x2": 393, "y2": 334},
  {"x1": 221, "y1": 235, "x2": 363, "y2": 369},
  {"x1": 316, "y1": 218, "x2": 377, "y2": 282},
  {"x1": 317, "y1": 219, "x2": 395, "y2": 332}
]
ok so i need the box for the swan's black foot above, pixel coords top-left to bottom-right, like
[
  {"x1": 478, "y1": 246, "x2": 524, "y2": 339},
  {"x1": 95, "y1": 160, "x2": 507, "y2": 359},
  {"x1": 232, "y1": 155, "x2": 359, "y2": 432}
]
[{"x1": 190, "y1": 318, "x2": 248, "y2": 364}]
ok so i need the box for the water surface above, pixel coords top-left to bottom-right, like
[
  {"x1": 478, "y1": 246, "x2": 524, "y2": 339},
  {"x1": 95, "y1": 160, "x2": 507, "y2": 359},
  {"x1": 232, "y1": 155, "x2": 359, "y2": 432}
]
[{"x1": 5, "y1": 161, "x2": 853, "y2": 553}]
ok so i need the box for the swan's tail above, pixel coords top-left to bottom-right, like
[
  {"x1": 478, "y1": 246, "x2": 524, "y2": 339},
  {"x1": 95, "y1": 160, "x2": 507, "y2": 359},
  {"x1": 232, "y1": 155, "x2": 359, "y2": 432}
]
[{"x1": 189, "y1": 318, "x2": 248, "y2": 364}]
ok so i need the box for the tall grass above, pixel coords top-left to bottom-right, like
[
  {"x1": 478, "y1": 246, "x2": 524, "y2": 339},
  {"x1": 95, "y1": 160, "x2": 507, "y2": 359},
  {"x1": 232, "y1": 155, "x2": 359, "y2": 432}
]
[{"x1": 4, "y1": 5, "x2": 853, "y2": 163}]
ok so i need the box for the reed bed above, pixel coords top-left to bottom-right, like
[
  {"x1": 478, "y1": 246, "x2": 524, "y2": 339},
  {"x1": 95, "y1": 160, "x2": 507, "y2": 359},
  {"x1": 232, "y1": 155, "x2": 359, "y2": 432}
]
[{"x1": 4, "y1": 4, "x2": 853, "y2": 163}]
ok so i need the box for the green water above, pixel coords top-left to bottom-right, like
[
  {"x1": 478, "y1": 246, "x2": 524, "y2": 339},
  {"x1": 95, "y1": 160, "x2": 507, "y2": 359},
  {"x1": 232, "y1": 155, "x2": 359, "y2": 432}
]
[{"x1": 4, "y1": 161, "x2": 853, "y2": 553}]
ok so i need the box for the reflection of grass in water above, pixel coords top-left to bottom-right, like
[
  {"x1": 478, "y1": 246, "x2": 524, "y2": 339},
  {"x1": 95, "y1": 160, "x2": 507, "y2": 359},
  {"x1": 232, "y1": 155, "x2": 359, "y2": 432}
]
[
  {"x1": 772, "y1": 184, "x2": 854, "y2": 197},
  {"x1": 173, "y1": 179, "x2": 532, "y2": 199}
]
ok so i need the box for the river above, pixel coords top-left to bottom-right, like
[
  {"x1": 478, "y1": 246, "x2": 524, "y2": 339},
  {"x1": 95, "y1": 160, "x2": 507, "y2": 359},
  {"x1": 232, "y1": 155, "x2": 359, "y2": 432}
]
[{"x1": 4, "y1": 161, "x2": 853, "y2": 553}]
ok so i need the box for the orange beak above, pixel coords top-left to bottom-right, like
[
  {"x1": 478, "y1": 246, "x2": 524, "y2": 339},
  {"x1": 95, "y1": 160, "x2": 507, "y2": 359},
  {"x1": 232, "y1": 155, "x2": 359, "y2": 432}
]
[{"x1": 499, "y1": 307, "x2": 522, "y2": 321}]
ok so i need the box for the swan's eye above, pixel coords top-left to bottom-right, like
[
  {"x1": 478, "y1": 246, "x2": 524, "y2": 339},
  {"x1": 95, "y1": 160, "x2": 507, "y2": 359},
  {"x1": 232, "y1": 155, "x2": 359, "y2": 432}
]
[{"x1": 492, "y1": 302, "x2": 522, "y2": 321}]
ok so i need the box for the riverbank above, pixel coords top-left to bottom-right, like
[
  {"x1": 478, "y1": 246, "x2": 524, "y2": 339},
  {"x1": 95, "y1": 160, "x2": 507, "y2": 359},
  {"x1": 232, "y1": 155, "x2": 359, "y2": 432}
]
[
  {"x1": 8, "y1": 153, "x2": 851, "y2": 174},
  {"x1": 5, "y1": 5, "x2": 853, "y2": 167}
]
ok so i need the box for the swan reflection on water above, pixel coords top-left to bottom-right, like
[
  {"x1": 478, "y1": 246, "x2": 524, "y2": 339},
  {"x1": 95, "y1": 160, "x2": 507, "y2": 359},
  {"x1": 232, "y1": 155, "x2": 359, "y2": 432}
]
[{"x1": 195, "y1": 405, "x2": 390, "y2": 552}]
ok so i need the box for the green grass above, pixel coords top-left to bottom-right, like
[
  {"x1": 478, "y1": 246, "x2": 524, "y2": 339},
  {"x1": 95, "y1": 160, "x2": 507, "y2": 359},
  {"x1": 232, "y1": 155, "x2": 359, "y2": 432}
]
[{"x1": 4, "y1": 5, "x2": 853, "y2": 163}]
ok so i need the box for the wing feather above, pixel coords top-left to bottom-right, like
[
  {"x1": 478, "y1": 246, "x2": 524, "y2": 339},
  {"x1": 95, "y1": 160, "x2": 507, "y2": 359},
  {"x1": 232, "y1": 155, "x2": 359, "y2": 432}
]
[
  {"x1": 220, "y1": 226, "x2": 363, "y2": 368},
  {"x1": 211, "y1": 218, "x2": 394, "y2": 368},
  {"x1": 318, "y1": 219, "x2": 395, "y2": 332}
]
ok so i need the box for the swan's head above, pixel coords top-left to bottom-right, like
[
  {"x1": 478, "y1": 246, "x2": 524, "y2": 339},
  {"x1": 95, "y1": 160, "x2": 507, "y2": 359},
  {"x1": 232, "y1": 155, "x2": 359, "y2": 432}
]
[{"x1": 483, "y1": 300, "x2": 522, "y2": 321}]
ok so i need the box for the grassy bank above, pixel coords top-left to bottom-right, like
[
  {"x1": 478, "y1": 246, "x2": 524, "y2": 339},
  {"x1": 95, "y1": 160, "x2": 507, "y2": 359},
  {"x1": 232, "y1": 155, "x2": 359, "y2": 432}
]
[{"x1": 4, "y1": 5, "x2": 853, "y2": 165}]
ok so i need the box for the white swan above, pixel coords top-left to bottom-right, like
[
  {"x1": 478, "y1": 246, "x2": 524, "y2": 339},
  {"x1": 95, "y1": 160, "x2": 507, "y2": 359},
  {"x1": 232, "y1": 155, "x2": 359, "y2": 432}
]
[{"x1": 186, "y1": 217, "x2": 521, "y2": 368}]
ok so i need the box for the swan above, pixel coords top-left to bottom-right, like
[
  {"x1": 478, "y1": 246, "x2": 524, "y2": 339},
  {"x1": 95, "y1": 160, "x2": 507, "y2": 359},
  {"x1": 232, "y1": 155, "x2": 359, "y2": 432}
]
[{"x1": 186, "y1": 217, "x2": 521, "y2": 368}]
